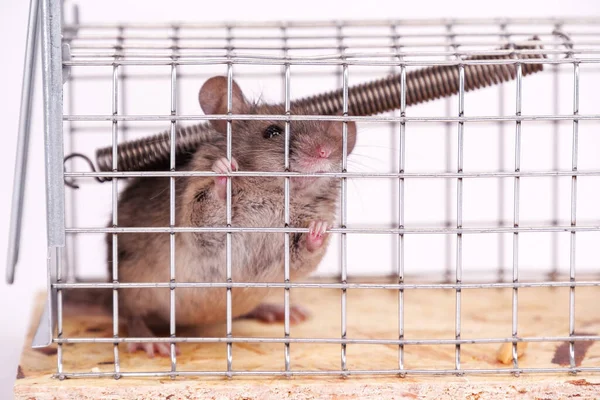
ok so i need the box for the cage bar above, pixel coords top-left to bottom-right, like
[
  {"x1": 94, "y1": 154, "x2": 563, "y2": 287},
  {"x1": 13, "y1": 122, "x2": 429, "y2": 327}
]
[
  {"x1": 454, "y1": 61, "x2": 464, "y2": 374},
  {"x1": 53, "y1": 280, "x2": 600, "y2": 290},
  {"x1": 52, "y1": 334, "x2": 600, "y2": 346},
  {"x1": 63, "y1": 224, "x2": 600, "y2": 235},
  {"x1": 225, "y1": 28, "x2": 234, "y2": 375},
  {"x1": 496, "y1": 23, "x2": 508, "y2": 283},
  {"x1": 51, "y1": 366, "x2": 600, "y2": 379},
  {"x1": 568, "y1": 59, "x2": 580, "y2": 372},
  {"x1": 549, "y1": 23, "x2": 561, "y2": 281},
  {"x1": 336, "y1": 23, "x2": 349, "y2": 376},
  {"x1": 444, "y1": 23, "x2": 456, "y2": 284},
  {"x1": 63, "y1": 57, "x2": 598, "y2": 68},
  {"x1": 169, "y1": 25, "x2": 179, "y2": 376},
  {"x1": 282, "y1": 23, "x2": 292, "y2": 374},
  {"x1": 391, "y1": 22, "x2": 406, "y2": 377},
  {"x1": 110, "y1": 43, "x2": 121, "y2": 379},
  {"x1": 511, "y1": 60, "x2": 522, "y2": 374}
]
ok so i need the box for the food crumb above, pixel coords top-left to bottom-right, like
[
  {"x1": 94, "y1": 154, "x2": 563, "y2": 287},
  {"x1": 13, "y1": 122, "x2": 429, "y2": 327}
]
[{"x1": 496, "y1": 342, "x2": 528, "y2": 364}]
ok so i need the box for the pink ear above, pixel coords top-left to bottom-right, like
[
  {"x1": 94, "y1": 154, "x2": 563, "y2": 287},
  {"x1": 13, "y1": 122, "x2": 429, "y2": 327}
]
[
  {"x1": 198, "y1": 76, "x2": 248, "y2": 134},
  {"x1": 327, "y1": 119, "x2": 357, "y2": 155}
]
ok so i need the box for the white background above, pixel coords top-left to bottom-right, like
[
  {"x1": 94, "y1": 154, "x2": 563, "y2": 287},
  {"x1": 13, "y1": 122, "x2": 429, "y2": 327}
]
[{"x1": 1, "y1": 0, "x2": 599, "y2": 397}]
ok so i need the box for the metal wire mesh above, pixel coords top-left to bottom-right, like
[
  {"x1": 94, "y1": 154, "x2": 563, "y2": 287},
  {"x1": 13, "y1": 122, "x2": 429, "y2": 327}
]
[
  {"x1": 91, "y1": 40, "x2": 546, "y2": 174},
  {"x1": 50, "y1": 14, "x2": 600, "y2": 380}
]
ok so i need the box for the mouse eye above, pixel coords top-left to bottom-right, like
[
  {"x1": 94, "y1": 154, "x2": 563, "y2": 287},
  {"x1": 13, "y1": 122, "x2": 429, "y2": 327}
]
[{"x1": 263, "y1": 125, "x2": 283, "y2": 139}]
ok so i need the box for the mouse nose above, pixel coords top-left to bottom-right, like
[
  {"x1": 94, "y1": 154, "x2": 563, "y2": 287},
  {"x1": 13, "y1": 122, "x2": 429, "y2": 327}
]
[{"x1": 318, "y1": 147, "x2": 332, "y2": 159}]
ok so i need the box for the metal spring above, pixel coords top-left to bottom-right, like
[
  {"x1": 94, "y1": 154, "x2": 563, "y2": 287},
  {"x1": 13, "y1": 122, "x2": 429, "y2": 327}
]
[
  {"x1": 293, "y1": 46, "x2": 545, "y2": 116},
  {"x1": 87, "y1": 39, "x2": 545, "y2": 176},
  {"x1": 95, "y1": 123, "x2": 220, "y2": 176}
]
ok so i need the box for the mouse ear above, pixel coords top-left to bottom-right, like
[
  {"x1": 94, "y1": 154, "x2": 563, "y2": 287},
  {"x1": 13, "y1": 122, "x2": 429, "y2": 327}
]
[
  {"x1": 327, "y1": 119, "x2": 357, "y2": 156},
  {"x1": 199, "y1": 76, "x2": 249, "y2": 134}
]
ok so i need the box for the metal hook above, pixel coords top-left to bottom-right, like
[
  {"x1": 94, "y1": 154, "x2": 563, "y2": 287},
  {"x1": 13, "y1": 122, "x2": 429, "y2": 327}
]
[
  {"x1": 63, "y1": 152, "x2": 105, "y2": 189},
  {"x1": 551, "y1": 30, "x2": 574, "y2": 58}
]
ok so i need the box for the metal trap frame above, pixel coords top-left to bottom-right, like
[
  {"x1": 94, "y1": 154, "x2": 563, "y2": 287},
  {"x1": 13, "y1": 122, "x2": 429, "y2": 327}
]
[{"x1": 6, "y1": 0, "x2": 600, "y2": 381}]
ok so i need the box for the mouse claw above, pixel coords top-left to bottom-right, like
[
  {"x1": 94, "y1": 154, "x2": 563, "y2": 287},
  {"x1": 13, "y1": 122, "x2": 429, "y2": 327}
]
[
  {"x1": 126, "y1": 342, "x2": 179, "y2": 358},
  {"x1": 242, "y1": 303, "x2": 311, "y2": 325},
  {"x1": 212, "y1": 157, "x2": 239, "y2": 200},
  {"x1": 306, "y1": 220, "x2": 328, "y2": 252}
]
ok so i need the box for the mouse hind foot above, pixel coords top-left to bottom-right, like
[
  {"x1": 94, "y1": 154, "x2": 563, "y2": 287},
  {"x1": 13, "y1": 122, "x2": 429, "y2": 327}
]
[
  {"x1": 241, "y1": 303, "x2": 310, "y2": 325},
  {"x1": 125, "y1": 316, "x2": 180, "y2": 358}
]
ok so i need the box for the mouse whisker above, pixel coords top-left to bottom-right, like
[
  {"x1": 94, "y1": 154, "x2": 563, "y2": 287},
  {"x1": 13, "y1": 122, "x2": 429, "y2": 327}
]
[
  {"x1": 347, "y1": 153, "x2": 386, "y2": 165},
  {"x1": 345, "y1": 178, "x2": 367, "y2": 214},
  {"x1": 346, "y1": 160, "x2": 378, "y2": 172},
  {"x1": 353, "y1": 144, "x2": 400, "y2": 152}
]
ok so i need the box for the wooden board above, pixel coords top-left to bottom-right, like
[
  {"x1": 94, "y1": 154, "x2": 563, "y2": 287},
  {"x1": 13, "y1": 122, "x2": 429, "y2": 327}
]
[{"x1": 14, "y1": 278, "x2": 600, "y2": 399}]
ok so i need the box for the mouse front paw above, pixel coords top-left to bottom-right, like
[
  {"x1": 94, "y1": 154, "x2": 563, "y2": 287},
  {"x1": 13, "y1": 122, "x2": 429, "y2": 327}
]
[
  {"x1": 212, "y1": 157, "x2": 239, "y2": 200},
  {"x1": 306, "y1": 220, "x2": 328, "y2": 252}
]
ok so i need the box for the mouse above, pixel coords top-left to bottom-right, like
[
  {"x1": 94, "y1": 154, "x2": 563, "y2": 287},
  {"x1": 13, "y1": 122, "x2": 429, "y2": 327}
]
[{"x1": 64, "y1": 75, "x2": 357, "y2": 358}]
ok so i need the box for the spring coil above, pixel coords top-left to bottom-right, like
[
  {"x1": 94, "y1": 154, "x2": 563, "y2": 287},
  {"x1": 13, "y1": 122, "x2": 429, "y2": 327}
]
[
  {"x1": 95, "y1": 124, "x2": 220, "y2": 175},
  {"x1": 91, "y1": 38, "x2": 545, "y2": 176},
  {"x1": 293, "y1": 49, "x2": 545, "y2": 116}
]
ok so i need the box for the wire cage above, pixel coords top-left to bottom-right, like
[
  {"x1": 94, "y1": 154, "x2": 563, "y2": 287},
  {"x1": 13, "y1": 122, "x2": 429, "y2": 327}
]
[{"x1": 7, "y1": 0, "x2": 600, "y2": 386}]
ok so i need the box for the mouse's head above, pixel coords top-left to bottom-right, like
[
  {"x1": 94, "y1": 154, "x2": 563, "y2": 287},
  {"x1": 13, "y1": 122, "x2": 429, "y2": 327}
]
[{"x1": 199, "y1": 76, "x2": 357, "y2": 191}]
